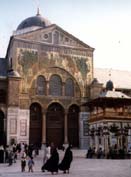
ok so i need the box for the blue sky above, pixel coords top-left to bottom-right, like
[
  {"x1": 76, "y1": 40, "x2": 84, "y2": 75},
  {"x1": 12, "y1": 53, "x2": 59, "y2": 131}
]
[{"x1": 1, "y1": 0, "x2": 131, "y2": 70}]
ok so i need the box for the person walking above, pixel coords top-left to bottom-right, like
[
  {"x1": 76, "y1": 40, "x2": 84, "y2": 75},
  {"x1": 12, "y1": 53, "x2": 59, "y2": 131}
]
[
  {"x1": 28, "y1": 157, "x2": 34, "y2": 172},
  {"x1": 21, "y1": 156, "x2": 26, "y2": 172},
  {"x1": 58, "y1": 144, "x2": 73, "y2": 174},
  {"x1": 41, "y1": 143, "x2": 51, "y2": 172},
  {"x1": 43, "y1": 147, "x2": 59, "y2": 175}
]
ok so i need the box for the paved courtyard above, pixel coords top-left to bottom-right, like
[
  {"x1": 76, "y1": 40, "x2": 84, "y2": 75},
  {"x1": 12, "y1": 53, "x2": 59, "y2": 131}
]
[{"x1": 0, "y1": 150, "x2": 131, "y2": 177}]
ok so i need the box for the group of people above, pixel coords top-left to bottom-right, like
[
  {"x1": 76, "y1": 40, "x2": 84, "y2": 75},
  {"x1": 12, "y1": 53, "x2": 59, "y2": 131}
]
[
  {"x1": 86, "y1": 147, "x2": 104, "y2": 159},
  {"x1": 0, "y1": 142, "x2": 73, "y2": 174},
  {"x1": 86, "y1": 145, "x2": 130, "y2": 159},
  {"x1": 41, "y1": 143, "x2": 73, "y2": 175},
  {"x1": 21, "y1": 155, "x2": 35, "y2": 172},
  {"x1": 0, "y1": 143, "x2": 39, "y2": 165}
]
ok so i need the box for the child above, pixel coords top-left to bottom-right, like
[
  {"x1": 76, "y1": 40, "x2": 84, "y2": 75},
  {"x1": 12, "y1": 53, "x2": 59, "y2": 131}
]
[{"x1": 28, "y1": 157, "x2": 34, "y2": 172}]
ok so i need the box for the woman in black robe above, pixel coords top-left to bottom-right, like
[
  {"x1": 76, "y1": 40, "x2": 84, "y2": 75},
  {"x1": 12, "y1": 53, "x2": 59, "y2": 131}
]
[
  {"x1": 43, "y1": 147, "x2": 59, "y2": 174},
  {"x1": 58, "y1": 144, "x2": 73, "y2": 173}
]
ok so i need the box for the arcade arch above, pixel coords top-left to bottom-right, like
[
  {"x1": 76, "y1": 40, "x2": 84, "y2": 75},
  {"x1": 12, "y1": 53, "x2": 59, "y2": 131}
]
[
  {"x1": 29, "y1": 103, "x2": 42, "y2": 147},
  {"x1": 68, "y1": 104, "x2": 80, "y2": 147},
  {"x1": 46, "y1": 102, "x2": 64, "y2": 148}
]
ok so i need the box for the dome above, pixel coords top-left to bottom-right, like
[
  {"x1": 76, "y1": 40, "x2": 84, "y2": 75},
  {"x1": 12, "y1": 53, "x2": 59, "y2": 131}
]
[
  {"x1": 17, "y1": 12, "x2": 51, "y2": 30},
  {"x1": 91, "y1": 78, "x2": 99, "y2": 85},
  {"x1": 106, "y1": 80, "x2": 114, "y2": 91}
]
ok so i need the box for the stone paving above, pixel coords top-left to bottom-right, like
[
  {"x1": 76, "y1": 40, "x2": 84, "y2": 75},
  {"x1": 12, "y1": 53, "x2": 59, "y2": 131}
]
[{"x1": 0, "y1": 150, "x2": 131, "y2": 177}]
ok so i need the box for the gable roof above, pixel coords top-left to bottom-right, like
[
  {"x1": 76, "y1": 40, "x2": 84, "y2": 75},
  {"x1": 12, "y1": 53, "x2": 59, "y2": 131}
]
[
  {"x1": 13, "y1": 24, "x2": 94, "y2": 50},
  {"x1": 54, "y1": 24, "x2": 94, "y2": 49},
  {"x1": 99, "y1": 90, "x2": 130, "y2": 98},
  {"x1": 83, "y1": 90, "x2": 131, "y2": 108},
  {"x1": 94, "y1": 68, "x2": 131, "y2": 89}
]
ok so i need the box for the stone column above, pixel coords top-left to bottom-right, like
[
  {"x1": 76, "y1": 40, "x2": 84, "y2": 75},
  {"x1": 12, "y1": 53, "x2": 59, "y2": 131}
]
[
  {"x1": 95, "y1": 134, "x2": 99, "y2": 151},
  {"x1": 62, "y1": 82, "x2": 65, "y2": 96},
  {"x1": 42, "y1": 110, "x2": 46, "y2": 145},
  {"x1": 64, "y1": 110, "x2": 68, "y2": 145},
  {"x1": 103, "y1": 126, "x2": 109, "y2": 155},
  {"x1": 104, "y1": 135, "x2": 109, "y2": 155},
  {"x1": 101, "y1": 135, "x2": 105, "y2": 149},
  {"x1": 46, "y1": 81, "x2": 49, "y2": 95}
]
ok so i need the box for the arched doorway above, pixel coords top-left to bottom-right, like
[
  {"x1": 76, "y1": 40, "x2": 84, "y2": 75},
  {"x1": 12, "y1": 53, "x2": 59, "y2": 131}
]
[
  {"x1": 29, "y1": 103, "x2": 42, "y2": 147},
  {"x1": 0, "y1": 111, "x2": 6, "y2": 145},
  {"x1": 68, "y1": 105, "x2": 80, "y2": 147},
  {"x1": 46, "y1": 103, "x2": 64, "y2": 148}
]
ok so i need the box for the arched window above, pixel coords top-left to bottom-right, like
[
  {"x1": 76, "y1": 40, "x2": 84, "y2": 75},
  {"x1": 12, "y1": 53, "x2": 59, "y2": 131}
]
[
  {"x1": 36, "y1": 75, "x2": 46, "y2": 95},
  {"x1": 0, "y1": 90, "x2": 6, "y2": 104},
  {"x1": 65, "y1": 78, "x2": 74, "y2": 97},
  {"x1": 49, "y1": 75, "x2": 62, "y2": 96}
]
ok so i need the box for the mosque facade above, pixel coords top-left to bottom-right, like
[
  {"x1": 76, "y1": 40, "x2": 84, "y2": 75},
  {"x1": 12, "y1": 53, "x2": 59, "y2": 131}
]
[{"x1": 0, "y1": 11, "x2": 94, "y2": 148}]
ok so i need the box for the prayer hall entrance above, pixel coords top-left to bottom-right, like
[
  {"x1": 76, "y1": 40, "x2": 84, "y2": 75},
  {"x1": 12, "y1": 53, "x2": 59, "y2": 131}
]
[
  {"x1": 29, "y1": 103, "x2": 42, "y2": 147},
  {"x1": 68, "y1": 105, "x2": 80, "y2": 147},
  {"x1": 46, "y1": 103, "x2": 64, "y2": 148}
]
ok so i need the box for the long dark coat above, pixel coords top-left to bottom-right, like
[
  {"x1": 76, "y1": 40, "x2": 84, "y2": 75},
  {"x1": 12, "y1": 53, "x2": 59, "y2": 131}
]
[
  {"x1": 43, "y1": 148, "x2": 59, "y2": 173},
  {"x1": 58, "y1": 146, "x2": 73, "y2": 171}
]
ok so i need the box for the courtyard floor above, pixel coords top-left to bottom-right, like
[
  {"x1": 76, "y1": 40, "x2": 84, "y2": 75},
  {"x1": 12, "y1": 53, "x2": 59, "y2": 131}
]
[{"x1": 0, "y1": 150, "x2": 131, "y2": 177}]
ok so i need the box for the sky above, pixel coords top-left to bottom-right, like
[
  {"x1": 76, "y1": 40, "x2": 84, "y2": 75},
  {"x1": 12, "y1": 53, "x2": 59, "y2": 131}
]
[{"x1": 1, "y1": 0, "x2": 131, "y2": 71}]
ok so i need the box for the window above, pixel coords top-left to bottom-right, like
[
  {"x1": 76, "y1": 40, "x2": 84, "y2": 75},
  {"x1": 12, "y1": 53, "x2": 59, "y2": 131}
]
[
  {"x1": 65, "y1": 78, "x2": 74, "y2": 97},
  {"x1": 0, "y1": 90, "x2": 6, "y2": 104},
  {"x1": 44, "y1": 34, "x2": 48, "y2": 39},
  {"x1": 49, "y1": 75, "x2": 62, "y2": 96},
  {"x1": 36, "y1": 76, "x2": 46, "y2": 95}
]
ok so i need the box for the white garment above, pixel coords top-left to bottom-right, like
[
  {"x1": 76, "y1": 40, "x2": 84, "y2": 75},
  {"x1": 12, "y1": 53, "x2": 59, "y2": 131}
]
[
  {"x1": 46, "y1": 146, "x2": 51, "y2": 159},
  {"x1": 43, "y1": 146, "x2": 51, "y2": 164}
]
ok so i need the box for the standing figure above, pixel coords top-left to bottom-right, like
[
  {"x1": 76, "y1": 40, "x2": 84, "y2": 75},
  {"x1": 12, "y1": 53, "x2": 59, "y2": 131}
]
[
  {"x1": 8, "y1": 150, "x2": 14, "y2": 166},
  {"x1": 41, "y1": 143, "x2": 51, "y2": 172},
  {"x1": 43, "y1": 147, "x2": 59, "y2": 174},
  {"x1": 58, "y1": 144, "x2": 73, "y2": 174},
  {"x1": 21, "y1": 156, "x2": 26, "y2": 172},
  {"x1": 28, "y1": 157, "x2": 34, "y2": 172}
]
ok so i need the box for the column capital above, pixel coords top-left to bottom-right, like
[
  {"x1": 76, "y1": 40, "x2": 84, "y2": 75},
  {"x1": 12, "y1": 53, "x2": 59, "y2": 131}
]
[
  {"x1": 65, "y1": 109, "x2": 68, "y2": 114},
  {"x1": 42, "y1": 109, "x2": 47, "y2": 114}
]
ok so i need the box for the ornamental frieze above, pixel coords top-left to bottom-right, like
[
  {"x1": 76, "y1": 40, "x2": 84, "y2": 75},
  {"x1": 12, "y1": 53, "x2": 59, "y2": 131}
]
[{"x1": 40, "y1": 45, "x2": 90, "y2": 57}]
